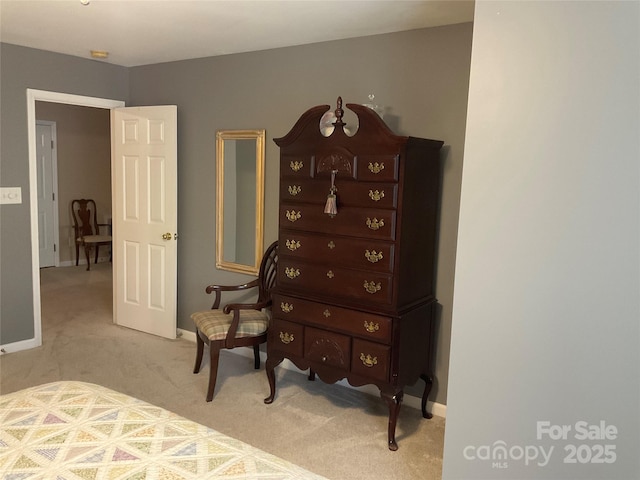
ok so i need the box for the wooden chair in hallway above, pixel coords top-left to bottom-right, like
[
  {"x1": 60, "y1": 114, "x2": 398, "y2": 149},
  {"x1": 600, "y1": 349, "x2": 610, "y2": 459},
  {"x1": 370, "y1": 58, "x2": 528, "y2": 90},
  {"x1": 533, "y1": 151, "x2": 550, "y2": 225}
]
[
  {"x1": 71, "y1": 199, "x2": 112, "y2": 271},
  {"x1": 191, "y1": 241, "x2": 278, "y2": 401}
]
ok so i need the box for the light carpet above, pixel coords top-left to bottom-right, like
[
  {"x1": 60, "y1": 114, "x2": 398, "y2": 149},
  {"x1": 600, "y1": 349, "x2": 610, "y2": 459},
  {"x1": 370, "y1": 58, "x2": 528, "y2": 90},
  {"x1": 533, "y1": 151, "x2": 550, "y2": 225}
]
[{"x1": 0, "y1": 263, "x2": 445, "y2": 479}]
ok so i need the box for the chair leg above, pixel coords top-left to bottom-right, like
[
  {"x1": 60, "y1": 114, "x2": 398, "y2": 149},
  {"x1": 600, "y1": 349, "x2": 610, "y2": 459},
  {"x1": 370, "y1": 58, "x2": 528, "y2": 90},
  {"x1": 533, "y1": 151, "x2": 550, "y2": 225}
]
[
  {"x1": 95, "y1": 245, "x2": 100, "y2": 264},
  {"x1": 253, "y1": 344, "x2": 261, "y2": 369},
  {"x1": 75, "y1": 243, "x2": 80, "y2": 266},
  {"x1": 84, "y1": 244, "x2": 91, "y2": 271},
  {"x1": 193, "y1": 331, "x2": 205, "y2": 374},
  {"x1": 206, "y1": 343, "x2": 221, "y2": 402}
]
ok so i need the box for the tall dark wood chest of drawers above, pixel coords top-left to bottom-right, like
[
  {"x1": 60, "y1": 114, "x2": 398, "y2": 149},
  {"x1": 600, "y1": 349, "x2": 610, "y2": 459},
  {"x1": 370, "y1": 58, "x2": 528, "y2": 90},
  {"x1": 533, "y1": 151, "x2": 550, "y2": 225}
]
[{"x1": 264, "y1": 98, "x2": 443, "y2": 450}]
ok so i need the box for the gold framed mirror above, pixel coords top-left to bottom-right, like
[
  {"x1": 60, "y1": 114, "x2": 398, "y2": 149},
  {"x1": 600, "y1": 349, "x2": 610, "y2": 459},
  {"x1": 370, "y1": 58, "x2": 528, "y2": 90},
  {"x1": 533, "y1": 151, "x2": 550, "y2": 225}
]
[{"x1": 215, "y1": 129, "x2": 265, "y2": 275}]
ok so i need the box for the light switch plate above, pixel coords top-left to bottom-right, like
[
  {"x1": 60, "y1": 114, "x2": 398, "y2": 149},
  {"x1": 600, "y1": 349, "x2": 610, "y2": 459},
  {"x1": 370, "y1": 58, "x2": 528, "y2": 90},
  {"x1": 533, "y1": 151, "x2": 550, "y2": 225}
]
[{"x1": 0, "y1": 187, "x2": 22, "y2": 204}]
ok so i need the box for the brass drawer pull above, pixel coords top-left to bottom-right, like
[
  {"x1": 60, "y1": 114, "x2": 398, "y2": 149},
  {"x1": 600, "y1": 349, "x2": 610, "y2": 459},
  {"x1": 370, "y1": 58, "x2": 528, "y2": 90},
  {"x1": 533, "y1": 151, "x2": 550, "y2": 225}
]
[
  {"x1": 286, "y1": 239, "x2": 301, "y2": 251},
  {"x1": 280, "y1": 302, "x2": 294, "y2": 313},
  {"x1": 285, "y1": 267, "x2": 300, "y2": 279},
  {"x1": 364, "y1": 250, "x2": 383, "y2": 263},
  {"x1": 360, "y1": 353, "x2": 378, "y2": 367},
  {"x1": 366, "y1": 217, "x2": 384, "y2": 230},
  {"x1": 326, "y1": 270, "x2": 334, "y2": 279},
  {"x1": 327, "y1": 240, "x2": 335, "y2": 249},
  {"x1": 323, "y1": 309, "x2": 331, "y2": 318},
  {"x1": 290, "y1": 160, "x2": 303, "y2": 172},
  {"x1": 368, "y1": 190, "x2": 385, "y2": 202},
  {"x1": 364, "y1": 321, "x2": 379, "y2": 333},
  {"x1": 368, "y1": 162, "x2": 385, "y2": 174},
  {"x1": 286, "y1": 210, "x2": 301, "y2": 222},
  {"x1": 364, "y1": 281, "x2": 381, "y2": 294},
  {"x1": 288, "y1": 185, "x2": 302, "y2": 196},
  {"x1": 280, "y1": 332, "x2": 294, "y2": 344}
]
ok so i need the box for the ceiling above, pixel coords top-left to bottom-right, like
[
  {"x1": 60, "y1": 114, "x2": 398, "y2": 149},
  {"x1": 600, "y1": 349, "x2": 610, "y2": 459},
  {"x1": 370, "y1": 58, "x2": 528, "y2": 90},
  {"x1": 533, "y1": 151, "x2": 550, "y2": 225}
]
[{"x1": 0, "y1": 0, "x2": 474, "y2": 67}]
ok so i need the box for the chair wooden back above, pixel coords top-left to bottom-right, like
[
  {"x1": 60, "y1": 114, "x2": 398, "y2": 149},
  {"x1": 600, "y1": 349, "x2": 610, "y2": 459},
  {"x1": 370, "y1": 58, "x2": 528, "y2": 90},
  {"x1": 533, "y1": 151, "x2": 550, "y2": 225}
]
[
  {"x1": 71, "y1": 199, "x2": 98, "y2": 237},
  {"x1": 257, "y1": 241, "x2": 278, "y2": 305}
]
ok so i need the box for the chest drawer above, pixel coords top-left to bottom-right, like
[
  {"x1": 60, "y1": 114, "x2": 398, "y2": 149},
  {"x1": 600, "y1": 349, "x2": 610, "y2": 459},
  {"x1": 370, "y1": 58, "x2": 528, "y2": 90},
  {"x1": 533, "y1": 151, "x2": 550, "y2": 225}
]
[
  {"x1": 280, "y1": 203, "x2": 396, "y2": 241},
  {"x1": 279, "y1": 231, "x2": 394, "y2": 273},
  {"x1": 278, "y1": 261, "x2": 393, "y2": 306},
  {"x1": 273, "y1": 293, "x2": 392, "y2": 343},
  {"x1": 304, "y1": 327, "x2": 350, "y2": 370},
  {"x1": 356, "y1": 154, "x2": 400, "y2": 182},
  {"x1": 280, "y1": 179, "x2": 398, "y2": 209},
  {"x1": 269, "y1": 319, "x2": 304, "y2": 357},
  {"x1": 351, "y1": 338, "x2": 390, "y2": 382},
  {"x1": 281, "y1": 154, "x2": 315, "y2": 178}
]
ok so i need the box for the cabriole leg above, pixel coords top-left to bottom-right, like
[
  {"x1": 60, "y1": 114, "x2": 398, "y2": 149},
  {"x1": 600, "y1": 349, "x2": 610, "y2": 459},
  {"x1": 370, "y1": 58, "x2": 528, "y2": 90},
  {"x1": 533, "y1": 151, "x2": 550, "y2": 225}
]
[
  {"x1": 420, "y1": 373, "x2": 434, "y2": 419},
  {"x1": 264, "y1": 357, "x2": 283, "y2": 404},
  {"x1": 381, "y1": 389, "x2": 404, "y2": 451}
]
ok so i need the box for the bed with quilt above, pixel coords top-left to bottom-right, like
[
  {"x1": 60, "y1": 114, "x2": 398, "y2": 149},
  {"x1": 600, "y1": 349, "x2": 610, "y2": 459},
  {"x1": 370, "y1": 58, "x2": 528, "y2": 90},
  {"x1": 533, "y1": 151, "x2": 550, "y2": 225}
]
[{"x1": 0, "y1": 381, "x2": 325, "y2": 479}]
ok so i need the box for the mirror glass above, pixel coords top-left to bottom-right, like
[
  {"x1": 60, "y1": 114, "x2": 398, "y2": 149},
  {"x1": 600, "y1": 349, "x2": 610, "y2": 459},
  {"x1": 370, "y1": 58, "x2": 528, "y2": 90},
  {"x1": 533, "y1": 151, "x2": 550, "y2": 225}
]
[{"x1": 216, "y1": 129, "x2": 265, "y2": 275}]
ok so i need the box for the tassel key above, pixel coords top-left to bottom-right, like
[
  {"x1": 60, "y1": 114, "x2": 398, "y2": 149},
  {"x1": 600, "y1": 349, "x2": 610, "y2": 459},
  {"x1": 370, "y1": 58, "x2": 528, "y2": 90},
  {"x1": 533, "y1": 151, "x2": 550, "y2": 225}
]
[
  {"x1": 324, "y1": 193, "x2": 337, "y2": 216},
  {"x1": 324, "y1": 170, "x2": 338, "y2": 217}
]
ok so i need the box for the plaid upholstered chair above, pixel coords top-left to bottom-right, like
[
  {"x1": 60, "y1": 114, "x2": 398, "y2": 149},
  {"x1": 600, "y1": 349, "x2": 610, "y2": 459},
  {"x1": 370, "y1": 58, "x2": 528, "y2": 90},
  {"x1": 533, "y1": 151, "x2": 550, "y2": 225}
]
[{"x1": 192, "y1": 241, "x2": 278, "y2": 401}]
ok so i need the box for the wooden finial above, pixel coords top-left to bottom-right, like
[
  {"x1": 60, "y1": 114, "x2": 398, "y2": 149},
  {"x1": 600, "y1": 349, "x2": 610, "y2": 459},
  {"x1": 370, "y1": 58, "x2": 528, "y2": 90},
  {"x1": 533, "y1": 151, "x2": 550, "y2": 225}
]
[{"x1": 334, "y1": 96, "x2": 345, "y2": 126}]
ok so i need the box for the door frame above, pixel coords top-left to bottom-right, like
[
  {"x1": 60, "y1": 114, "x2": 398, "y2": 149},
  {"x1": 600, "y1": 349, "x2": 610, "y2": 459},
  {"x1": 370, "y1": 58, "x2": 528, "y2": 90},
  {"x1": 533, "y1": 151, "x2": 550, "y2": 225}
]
[
  {"x1": 26, "y1": 89, "x2": 125, "y2": 351},
  {"x1": 36, "y1": 120, "x2": 59, "y2": 268}
]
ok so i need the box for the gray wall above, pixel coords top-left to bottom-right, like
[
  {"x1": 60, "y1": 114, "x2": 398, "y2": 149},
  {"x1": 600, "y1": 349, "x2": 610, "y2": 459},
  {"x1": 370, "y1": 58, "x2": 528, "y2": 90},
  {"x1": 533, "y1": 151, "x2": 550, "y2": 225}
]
[
  {"x1": 35, "y1": 102, "x2": 111, "y2": 265},
  {"x1": 443, "y1": 1, "x2": 639, "y2": 478},
  {"x1": 129, "y1": 24, "x2": 473, "y2": 405},
  {"x1": 0, "y1": 44, "x2": 128, "y2": 345},
  {"x1": 0, "y1": 24, "x2": 472, "y2": 406}
]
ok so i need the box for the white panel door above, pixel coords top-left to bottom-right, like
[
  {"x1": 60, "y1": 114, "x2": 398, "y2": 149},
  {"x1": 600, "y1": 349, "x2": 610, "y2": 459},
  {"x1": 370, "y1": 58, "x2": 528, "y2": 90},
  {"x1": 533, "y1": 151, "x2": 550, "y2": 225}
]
[
  {"x1": 112, "y1": 106, "x2": 178, "y2": 339},
  {"x1": 36, "y1": 121, "x2": 57, "y2": 268}
]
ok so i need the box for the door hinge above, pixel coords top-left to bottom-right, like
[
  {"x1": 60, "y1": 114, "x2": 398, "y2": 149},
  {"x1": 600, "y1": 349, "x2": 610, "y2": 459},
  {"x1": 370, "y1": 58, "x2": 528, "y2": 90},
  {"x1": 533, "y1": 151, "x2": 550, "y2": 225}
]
[
  {"x1": 51, "y1": 140, "x2": 54, "y2": 149},
  {"x1": 52, "y1": 192, "x2": 55, "y2": 201},
  {"x1": 54, "y1": 244, "x2": 57, "y2": 252}
]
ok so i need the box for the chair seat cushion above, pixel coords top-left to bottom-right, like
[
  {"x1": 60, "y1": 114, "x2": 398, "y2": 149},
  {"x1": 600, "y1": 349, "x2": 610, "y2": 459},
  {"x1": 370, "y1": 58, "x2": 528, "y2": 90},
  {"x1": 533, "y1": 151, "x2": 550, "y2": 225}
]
[
  {"x1": 78, "y1": 235, "x2": 112, "y2": 243},
  {"x1": 191, "y1": 309, "x2": 269, "y2": 341}
]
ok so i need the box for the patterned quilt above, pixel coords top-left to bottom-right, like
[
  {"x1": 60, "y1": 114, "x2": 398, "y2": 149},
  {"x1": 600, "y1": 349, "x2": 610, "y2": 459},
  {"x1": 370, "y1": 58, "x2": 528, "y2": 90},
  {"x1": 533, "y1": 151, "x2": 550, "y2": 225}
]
[{"x1": 0, "y1": 381, "x2": 326, "y2": 479}]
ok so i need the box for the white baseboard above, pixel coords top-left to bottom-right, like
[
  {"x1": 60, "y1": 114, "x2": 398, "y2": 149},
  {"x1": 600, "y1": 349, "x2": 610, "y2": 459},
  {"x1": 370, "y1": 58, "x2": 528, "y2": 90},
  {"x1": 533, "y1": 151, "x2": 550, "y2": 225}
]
[
  {"x1": 177, "y1": 328, "x2": 446, "y2": 418},
  {"x1": 178, "y1": 328, "x2": 197, "y2": 343},
  {"x1": 57, "y1": 257, "x2": 111, "y2": 268},
  {"x1": 0, "y1": 336, "x2": 42, "y2": 355}
]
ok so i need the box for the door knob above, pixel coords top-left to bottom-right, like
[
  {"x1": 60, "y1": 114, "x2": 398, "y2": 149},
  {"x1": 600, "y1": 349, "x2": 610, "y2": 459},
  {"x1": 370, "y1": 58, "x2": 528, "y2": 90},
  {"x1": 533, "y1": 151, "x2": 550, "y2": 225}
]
[{"x1": 162, "y1": 232, "x2": 172, "y2": 240}]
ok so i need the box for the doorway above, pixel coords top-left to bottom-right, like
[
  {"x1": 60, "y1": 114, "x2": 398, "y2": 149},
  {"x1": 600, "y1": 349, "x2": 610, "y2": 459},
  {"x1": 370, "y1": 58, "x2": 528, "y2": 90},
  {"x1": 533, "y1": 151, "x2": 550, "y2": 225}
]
[
  {"x1": 36, "y1": 102, "x2": 112, "y2": 268},
  {"x1": 26, "y1": 89, "x2": 124, "y2": 350}
]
